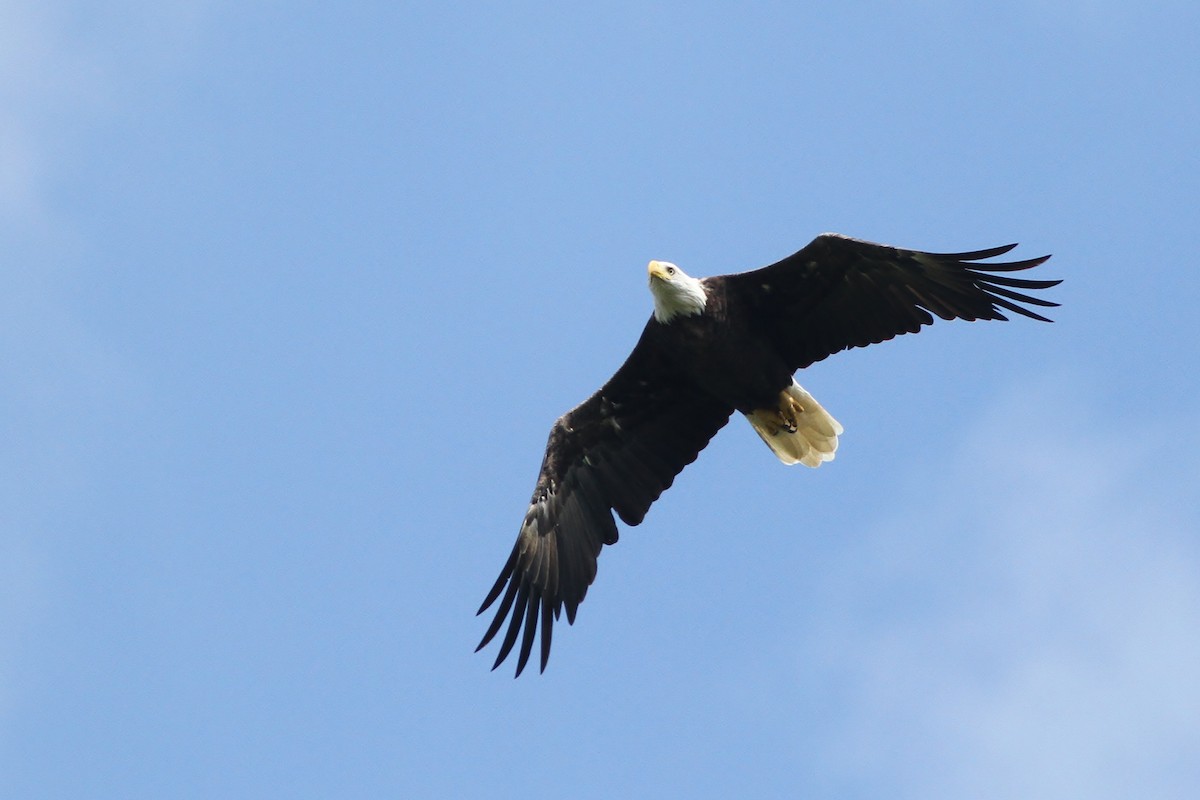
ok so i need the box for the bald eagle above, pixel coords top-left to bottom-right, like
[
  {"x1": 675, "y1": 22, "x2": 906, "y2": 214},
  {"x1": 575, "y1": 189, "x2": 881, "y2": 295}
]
[{"x1": 477, "y1": 233, "x2": 1059, "y2": 676}]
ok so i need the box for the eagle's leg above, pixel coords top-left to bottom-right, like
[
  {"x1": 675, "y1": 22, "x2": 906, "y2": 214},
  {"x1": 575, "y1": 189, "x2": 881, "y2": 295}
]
[
  {"x1": 780, "y1": 391, "x2": 805, "y2": 432},
  {"x1": 756, "y1": 390, "x2": 805, "y2": 436}
]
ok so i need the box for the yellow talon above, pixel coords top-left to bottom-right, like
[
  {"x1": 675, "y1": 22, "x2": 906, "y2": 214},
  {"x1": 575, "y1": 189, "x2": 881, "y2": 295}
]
[{"x1": 757, "y1": 390, "x2": 805, "y2": 435}]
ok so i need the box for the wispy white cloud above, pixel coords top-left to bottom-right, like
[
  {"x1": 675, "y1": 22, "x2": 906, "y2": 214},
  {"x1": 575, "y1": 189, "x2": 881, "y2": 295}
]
[
  {"x1": 0, "y1": 0, "x2": 209, "y2": 227},
  {"x1": 0, "y1": 0, "x2": 213, "y2": 724},
  {"x1": 808, "y1": 376, "x2": 1200, "y2": 798},
  {"x1": 0, "y1": 2, "x2": 98, "y2": 226},
  {"x1": 0, "y1": 0, "x2": 191, "y2": 434}
]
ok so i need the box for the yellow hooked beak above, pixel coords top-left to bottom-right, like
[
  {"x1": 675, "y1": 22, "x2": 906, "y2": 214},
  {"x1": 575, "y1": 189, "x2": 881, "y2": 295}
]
[{"x1": 647, "y1": 260, "x2": 676, "y2": 281}]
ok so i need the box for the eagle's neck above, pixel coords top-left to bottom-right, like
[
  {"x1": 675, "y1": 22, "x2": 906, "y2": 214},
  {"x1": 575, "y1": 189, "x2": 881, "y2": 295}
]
[{"x1": 650, "y1": 274, "x2": 708, "y2": 323}]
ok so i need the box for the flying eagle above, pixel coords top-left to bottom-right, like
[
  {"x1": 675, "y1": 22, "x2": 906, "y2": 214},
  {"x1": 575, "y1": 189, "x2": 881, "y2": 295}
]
[{"x1": 477, "y1": 233, "x2": 1059, "y2": 676}]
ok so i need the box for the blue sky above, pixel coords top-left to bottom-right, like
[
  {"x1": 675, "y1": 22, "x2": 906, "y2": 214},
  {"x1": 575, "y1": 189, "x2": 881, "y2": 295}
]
[{"x1": 3, "y1": 2, "x2": 1198, "y2": 798}]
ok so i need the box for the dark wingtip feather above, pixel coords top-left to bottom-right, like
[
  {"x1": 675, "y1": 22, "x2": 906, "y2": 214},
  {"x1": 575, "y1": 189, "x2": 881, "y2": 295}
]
[
  {"x1": 934, "y1": 242, "x2": 1019, "y2": 260},
  {"x1": 492, "y1": 587, "x2": 529, "y2": 671},
  {"x1": 991, "y1": 296, "x2": 1057, "y2": 323},
  {"x1": 513, "y1": 593, "x2": 540, "y2": 677},
  {"x1": 977, "y1": 273, "x2": 1062, "y2": 291},
  {"x1": 962, "y1": 249, "x2": 1059, "y2": 322},
  {"x1": 475, "y1": 572, "x2": 519, "y2": 652},
  {"x1": 476, "y1": 545, "x2": 518, "y2": 616},
  {"x1": 985, "y1": 283, "x2": 1061, "y2": 308},
  {"x1": 967, "y1": 254, "x2": 1053, "y2": 273},
  {"x1": 539, "y1": 596, "x2": 553, "y2": 673}
]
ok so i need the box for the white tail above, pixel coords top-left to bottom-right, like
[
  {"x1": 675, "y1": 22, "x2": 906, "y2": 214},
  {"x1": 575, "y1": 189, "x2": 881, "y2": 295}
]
[{"x1": 744, "y1": 380, "x2": 843, "y2": 467}]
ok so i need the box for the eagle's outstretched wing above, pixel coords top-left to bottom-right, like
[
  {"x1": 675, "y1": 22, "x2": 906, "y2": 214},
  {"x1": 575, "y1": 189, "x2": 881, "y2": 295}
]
[
  {"x1": 721, "y1": 234, "x2": 1060, "y2": 371},
  {"x1": 476, "y1": 326, "x2": 732, "y2": 676}
]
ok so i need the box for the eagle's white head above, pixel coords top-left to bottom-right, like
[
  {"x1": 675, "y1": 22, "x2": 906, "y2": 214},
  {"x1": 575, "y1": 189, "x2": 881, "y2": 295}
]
[{"x1": 647, "y1": 260, "x2": 707, "y2": 323}]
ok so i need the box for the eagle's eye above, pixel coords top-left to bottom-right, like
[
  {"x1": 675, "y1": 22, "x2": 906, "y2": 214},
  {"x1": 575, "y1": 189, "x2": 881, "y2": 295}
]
[{"x1": 666, "y1": 266, "x2": 676, "y2": 276}]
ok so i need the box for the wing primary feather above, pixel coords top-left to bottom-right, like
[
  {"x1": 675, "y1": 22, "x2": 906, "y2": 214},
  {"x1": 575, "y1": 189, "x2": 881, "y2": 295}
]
[
  {"x1": 476, "y1": 545, "x2": 518, "y2": 616},
  {"x1": 961, "y1": 254, "x2": 1052, "y2": 272},
  {"x1": 930, "y1": 243, "x2": 1019, "y2": 260},
  {"x1": 476, "y1": 558, "x2": 521, "y2": 651},
  {"x1": 491, "y1": 586, "x2": 529, "y2": 671},
  {"x1": 986, "y1": 294, "x2": 1057, "y2": 323},
  {"x1": 514, "y1": 588, "x2": 541, "y2": 677},
  {"x1": 973, "y1": 272, "x2": 1063, "y2": 290},
  {"x1": 539, "y1": 594, "x2": 554, "y2": 673},
  {"x1": 983, "y1": 283, "x2": 1062, "y2": 309},
  {"x1": 529, "y1": 528, "x2": 554, "y2": 597}
]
